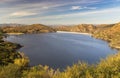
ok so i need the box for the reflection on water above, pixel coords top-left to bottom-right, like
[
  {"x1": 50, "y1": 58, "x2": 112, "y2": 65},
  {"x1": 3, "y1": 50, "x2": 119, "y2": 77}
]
[{"x1": 5, "y1": 33, "x2": 117, "y2": 69}]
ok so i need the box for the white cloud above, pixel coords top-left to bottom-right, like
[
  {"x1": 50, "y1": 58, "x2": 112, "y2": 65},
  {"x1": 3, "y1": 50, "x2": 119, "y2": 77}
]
[
  {"x1": 10, "y1": 11, "x2": 37, "y2": 17},
  {"x1": 0, "y1": 0, "x2": 101, "y2": 18},
  {"x1": 39, "y1": 7, "x2": 120, "y2": 19},
  {"x1": 2, "y1": 7, "x2": 120, "y2": 24},
  {"x1": 84, "y1": 7, "x2": 97, "y2": 9},
  {"x1": 71, "y1": 6, "x2": 97, "y2": 10},
  {"x1": 42, "y1": 6, "x2": 49, "y2": 9},
  {"x1": 71, "y1": 6, "x2": 82, "y2": 10},
  {"x1": 13, "y1": 0, "x2": 100, "y2": 11}
]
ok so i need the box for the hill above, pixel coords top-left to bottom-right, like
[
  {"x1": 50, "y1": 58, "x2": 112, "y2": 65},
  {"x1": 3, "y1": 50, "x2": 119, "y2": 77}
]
[
  {"x1": 93, "y1": 22, "x2": 120, "y2": 49},
  {"x1": 54, "y1": 22, "x2": 120, "y2": 49},
  {"x1": 1, "y1": 24, "x2": 56, "y2": 34},
  {"x1": 54, "y1": 24, "x2": 97, "y2": 33}
]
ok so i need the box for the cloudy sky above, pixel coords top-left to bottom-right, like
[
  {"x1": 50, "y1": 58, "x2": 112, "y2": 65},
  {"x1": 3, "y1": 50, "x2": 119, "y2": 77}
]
[{"x1": 0, "y1": 0, "x2": 120, "y2": 25}]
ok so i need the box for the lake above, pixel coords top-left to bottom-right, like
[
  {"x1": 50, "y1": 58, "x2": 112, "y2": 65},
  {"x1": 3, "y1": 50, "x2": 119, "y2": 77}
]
[{"x1": 5, "y1": 32, "x2": 117, "y2": 69}]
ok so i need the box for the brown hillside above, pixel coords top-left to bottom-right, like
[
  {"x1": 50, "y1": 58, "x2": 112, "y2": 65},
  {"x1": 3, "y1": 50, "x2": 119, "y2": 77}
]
[
  {"x1": 1, "y1": 24, "x2": 56, "y2": 33},
  {"x1": 93, "y1": 22, "x2": 120, "y2": 49}
]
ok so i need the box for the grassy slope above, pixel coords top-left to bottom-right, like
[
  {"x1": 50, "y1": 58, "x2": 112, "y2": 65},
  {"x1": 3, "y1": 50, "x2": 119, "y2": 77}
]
[
  {"x1": 93, "y1": 23, "x2": 120, "y2": 49},
  {"x1": 0, "y1": 52, "x2": 120, "y2": 78}
]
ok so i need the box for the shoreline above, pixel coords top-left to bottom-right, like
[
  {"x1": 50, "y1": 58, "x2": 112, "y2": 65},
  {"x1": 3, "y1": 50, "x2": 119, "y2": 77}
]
[
  {"x1": 56, "y1": 31, "x2": 92, "y2": 36},
  {"x1": 6, "y1": 33, "x2": 24, "y2": 35},
  {"x1": 4, "y1": 32, "x2": 119, "y2": 73}
]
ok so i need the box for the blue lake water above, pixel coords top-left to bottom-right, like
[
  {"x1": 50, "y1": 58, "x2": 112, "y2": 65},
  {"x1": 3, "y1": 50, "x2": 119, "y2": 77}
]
[{"x1": 5, "y1": 33, "x2": 117, "y2": 69}]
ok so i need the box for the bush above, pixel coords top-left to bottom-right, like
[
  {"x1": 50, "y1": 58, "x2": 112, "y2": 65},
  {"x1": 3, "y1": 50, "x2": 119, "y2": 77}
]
[
  {"x1": 22, "y1": 65, "x2": 51, "y2": 78},
  {"x1": 0, "y1": 64, "x2": 22, "y2": 78},
  {"x1": 14, "y1": 57, "x2": 29, "y2": 67}
]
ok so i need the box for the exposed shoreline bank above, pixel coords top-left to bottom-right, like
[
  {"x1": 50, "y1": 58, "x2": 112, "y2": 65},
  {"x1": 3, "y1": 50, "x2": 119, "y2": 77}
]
[
  {"x1": 56, "y1": 31, "x2": 92, "y2": 36},
  {"x1": 6, "y1": 33, "x2": 24, "y2": 35}
]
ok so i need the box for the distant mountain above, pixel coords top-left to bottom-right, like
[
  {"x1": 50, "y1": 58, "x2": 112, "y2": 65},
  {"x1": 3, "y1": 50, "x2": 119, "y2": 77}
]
[
  {"x1": 0, "y1": 23, "x2": 25, "y2": 27},
  {"x1": 0, "y1": 24, "x2": 26, "y2": 27}
]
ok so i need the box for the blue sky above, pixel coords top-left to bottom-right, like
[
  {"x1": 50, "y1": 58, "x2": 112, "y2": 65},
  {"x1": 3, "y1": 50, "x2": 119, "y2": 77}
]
[{"x1": 0, "y1": 0, "x2": 120, "y2": 25}]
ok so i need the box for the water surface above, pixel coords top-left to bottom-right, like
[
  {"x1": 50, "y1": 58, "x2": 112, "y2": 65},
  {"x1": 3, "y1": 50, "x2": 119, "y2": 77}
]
[{"x1": 5, "y1": 33, "x2": 117, "y2": 69}]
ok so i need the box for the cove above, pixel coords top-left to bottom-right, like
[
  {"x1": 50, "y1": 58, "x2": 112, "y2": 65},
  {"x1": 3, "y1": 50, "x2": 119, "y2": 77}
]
[{"x1": 5, "y1": 33, "x2": 117, "y2": 69}]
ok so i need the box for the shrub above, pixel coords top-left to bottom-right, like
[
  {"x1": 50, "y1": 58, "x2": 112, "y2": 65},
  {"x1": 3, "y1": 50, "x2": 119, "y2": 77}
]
[
  {"x1": 0, "y1": 64, "x2": 21, "y2": 78},
  {"x1": 14, "y1": 57, "x2": 29, "y2": 67}
]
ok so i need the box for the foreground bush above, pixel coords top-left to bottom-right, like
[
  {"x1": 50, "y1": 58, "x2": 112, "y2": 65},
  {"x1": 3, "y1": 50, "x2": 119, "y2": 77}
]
[
  {"x1": 21, "y1": 52, "x2": 120, "y2": 78},
  {"x1": 16, "y1": 53, "x2": 120, "y2": 78},
  {"x1": 95, "y1": 53, "x2": 120, "y2": 78},
  {"x1": 22, "y1": 65, "x2": 51, "y2": 78},
  {"x1": 0, "y1": 64, "x2": 21, "y2": 78},
  {"x1": 14, "y1": 53, "x2": 29, "y2": 67},
  {"x1": 53, "y1": 53, "x2": 120, "y2": 78},
  {"x1": 0, "y1": 52, "x2": 120, "y2": 78}
]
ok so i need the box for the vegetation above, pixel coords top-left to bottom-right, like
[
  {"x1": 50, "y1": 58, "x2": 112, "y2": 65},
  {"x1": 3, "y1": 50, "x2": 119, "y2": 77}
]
[
  {"x1": 1, "y1": 24, "x2": 56, "y2": 34},
  {"x1": 0, "y1": 52, "x2": 120, "y2": 78},
  {"x1": 93, "y1": 22, "x2": 120, "y2": 49},
  {"x1": 0, "y1": 57, "x2": 29, "y2": 78},
  {"x1": 0, "y1": 30, "x2": 22, "y2": 65}
]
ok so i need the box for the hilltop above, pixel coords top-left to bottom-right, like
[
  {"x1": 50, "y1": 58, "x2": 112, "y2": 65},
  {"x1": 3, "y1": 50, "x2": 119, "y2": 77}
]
[{"x1": 1, "y1": 24, "x2": 56, "y2": 34}]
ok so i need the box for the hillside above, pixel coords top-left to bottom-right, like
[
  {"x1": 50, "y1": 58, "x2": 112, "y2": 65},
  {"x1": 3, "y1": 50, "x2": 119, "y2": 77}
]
[
  {"x1": 93, "y1": 22, "x2": 120, "y2": 49},
  {"x1": 1, "y1": 24, "x2": 56, "y2": 34},
  {"x1": 54, "y1": 24, "x2": 97, "y2": 33},
  {"x1": 0, "y1": 31, "x2": 22, "y2": 65},
  {"x1": 54, "y1": 22, "x2": 120, "y2": 49}
]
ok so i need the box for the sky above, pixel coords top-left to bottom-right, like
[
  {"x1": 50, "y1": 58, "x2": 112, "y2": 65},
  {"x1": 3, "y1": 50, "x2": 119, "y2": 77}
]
[{"x1": 0, "y1": 0, "x2": 120, "y2": 25}]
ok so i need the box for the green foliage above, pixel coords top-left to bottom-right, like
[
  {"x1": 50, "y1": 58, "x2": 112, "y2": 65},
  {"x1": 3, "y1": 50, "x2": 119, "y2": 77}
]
[
  {"x1": 53, "y1": 53, "x2": 120, "y2": 78},
  {"x1": 0, "y1": 53, "x2": 120, "y2": 78},
  {"x1": 5, "y1": 53, "x2": 117, "y2": 78},
  {"x1": 95, "y1": 53, "x2": 120, "y2": 78},
  {"x1": 14, "y1": 57, "x2": 29, "y2": 67},
  {"x1": 22, "y1": 65, "x2": 51, "y2": 78},
  {"x1": 0, "y1": 32, "x2": 22, "y2": 65},
  {"x1": 0, "y1": 57, "x2": 29, "y2": 78},
  {"x1": 0, "y1": 64, "x2": 22, "y2": 78}
]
